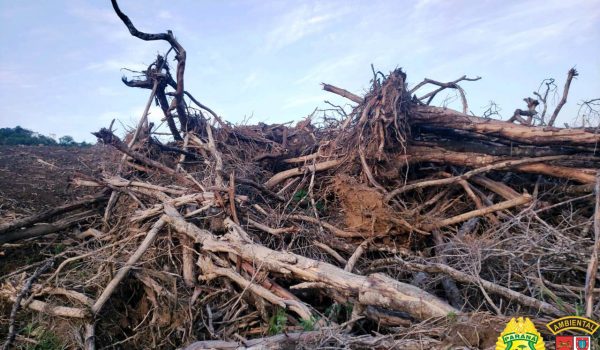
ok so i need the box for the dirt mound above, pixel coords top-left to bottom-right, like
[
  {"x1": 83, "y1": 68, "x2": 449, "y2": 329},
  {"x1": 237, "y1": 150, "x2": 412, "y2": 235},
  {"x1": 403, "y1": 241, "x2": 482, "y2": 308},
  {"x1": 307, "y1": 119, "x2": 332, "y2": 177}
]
[{"x1": 332, "y1": 174, "x2": 410, "y2": 239}]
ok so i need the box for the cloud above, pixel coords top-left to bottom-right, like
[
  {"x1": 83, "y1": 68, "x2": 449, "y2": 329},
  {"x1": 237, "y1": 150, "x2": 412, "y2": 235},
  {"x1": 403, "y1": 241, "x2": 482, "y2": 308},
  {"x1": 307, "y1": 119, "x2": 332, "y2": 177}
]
[
  {"x1": 282, "y1": 93, "x2": 329, "y2": 110},
  {"x1": 294, "y1": 54, "x2": 364, "y2": 86},
  {"x1": 157, "y1": 10, "x2": 173, "y2": 20},
  {"x1": 0, "y1": 67, "x2": 39, "y2": 89},
  {"x1": 86, "y1": 59, "x2": 149, "y2": 73},
  {"x1": 265, "y1": 3, "x2": 345, "y2": 50}
]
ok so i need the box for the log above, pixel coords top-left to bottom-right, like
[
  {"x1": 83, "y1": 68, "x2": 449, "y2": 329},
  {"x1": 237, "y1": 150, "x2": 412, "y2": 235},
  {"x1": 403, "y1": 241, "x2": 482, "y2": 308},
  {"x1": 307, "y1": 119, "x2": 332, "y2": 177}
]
[
  {"x1": 385, "y1": 155, "x2": 567, "y2": 202},
  {"x1": 411, "y1": 105, "x2": 600, "y2": 146},
  {"x1": 181, "y1": 331, "x2": 438, "y2": 350},
  {"x1": 0, "y1": 193, "x2": 108, "y2": 235},
  {"x1": 163, "y1": 205, "x2": 457, "y2": 321},
  {"x1": 0, "y1": 211, "x2": 97, "y2": 244},
  {"x1": 395, "y1": 146, "x2": 597, "y2": 184}
]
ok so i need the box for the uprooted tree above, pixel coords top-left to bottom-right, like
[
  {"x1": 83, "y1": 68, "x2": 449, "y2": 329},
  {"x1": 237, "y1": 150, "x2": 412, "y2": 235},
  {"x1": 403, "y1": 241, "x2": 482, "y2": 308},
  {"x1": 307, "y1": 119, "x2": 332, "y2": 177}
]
[{"x1": 1, "y1": 1, "x2": 599, "y2": 349}]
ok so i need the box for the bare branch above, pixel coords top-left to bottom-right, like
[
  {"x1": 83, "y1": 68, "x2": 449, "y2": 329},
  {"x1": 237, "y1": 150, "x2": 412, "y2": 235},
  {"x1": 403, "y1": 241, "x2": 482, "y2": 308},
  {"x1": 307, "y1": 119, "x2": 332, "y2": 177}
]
[
  {"x1": 411, "y1": 75, "x2": 481, "y2": 114},
  {"x1": 322, "y1": 83, "x2": 363, "y2": 103},
  {"x1": 548, "y1": 68, "x2": 579, "y2": 126}
]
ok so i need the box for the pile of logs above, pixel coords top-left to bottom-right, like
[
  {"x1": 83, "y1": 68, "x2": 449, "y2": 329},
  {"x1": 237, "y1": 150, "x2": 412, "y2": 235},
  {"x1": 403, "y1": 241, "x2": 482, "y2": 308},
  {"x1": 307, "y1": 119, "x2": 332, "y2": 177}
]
[{"x1": 1, "y1": 1, "x2": 599, "y2": 349}]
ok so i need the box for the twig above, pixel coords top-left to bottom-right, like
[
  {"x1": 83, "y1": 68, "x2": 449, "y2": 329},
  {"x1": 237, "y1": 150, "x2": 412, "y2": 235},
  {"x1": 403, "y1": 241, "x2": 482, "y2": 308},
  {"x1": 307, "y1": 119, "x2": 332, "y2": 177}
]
[
  {"x1": 289, "y1": 214, "x2": 361, "y2": 238},
  {"x1": 421, "y1": 194, "x2": 532, "y2": 230},
  {"x1": 205, "y1": 123, "x2": 224, "y2": 187},
  {"x1": 412, "y1": 75, "x2": 481, "y2": 114},
  {"x1": 247, "y1": 219, "x2": 296, "y2": 235},
  {"x1": 229, "y1": 172, "x2": 239, "y2": 224},
  {"x1": 396, "y1": 258, "x2": 561, "y2": 316},
  {"x1": 345, "y1": 238, "x2": 371, "y2": 273},
  {"x1": 200, "y1": 256, "x2": 312, "y2": 321},
  {"x1": 182, "y1": 206, "x2": 197, "y2": 288},
  {"x1": 385, "y1": 155, "x2": 566, "y2": 202},
  {"x1": 2, "y1": 260, "x2": 54, "y2": 350},
  {"x1": 235, "y1": 177, "x2": 285, "y2": 202},
  {"x1": 432, "y1": 231, "x2": 464, "y2": 308},
  {"x1": 533, "y1": 78, "x2": 556, "y2": 123},
  {"x1": 103, "y1": 80, "x2": 159, "y2": 224},
  {"x1": 92, "y1": 128, "x2": 198, "y2": 188},
  {"x1": 84, "y1": 323, "x2": 95, "y2": 350},
  {"x1": 313, "y1": 241, "x2": 347, "y2": 265}
]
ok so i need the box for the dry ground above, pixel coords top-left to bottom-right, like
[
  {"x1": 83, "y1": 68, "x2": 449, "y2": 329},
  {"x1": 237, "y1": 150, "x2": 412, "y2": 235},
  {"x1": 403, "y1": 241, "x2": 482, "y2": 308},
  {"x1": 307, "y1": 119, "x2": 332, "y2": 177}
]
[{"x1": 0, "y1": 145, "x2": 117, "y2": 348}]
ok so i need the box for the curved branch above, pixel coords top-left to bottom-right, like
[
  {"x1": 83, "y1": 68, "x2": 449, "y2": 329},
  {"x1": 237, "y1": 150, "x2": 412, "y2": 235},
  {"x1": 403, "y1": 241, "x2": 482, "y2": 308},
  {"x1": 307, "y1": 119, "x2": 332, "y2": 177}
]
[
  {"x1": 111, "y1": 0, "x2": 181, "y2": 50},
  {"x1": 111, "y1": 0, "x2": 189, "y2": 131},
  {"x1": 412, "y1": 75, "x2": 481, "y2": 114}
]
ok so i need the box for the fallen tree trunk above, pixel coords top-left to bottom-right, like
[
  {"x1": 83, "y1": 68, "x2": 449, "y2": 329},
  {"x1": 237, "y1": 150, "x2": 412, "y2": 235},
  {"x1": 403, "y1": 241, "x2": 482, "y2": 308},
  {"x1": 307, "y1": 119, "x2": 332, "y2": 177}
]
[
  {"x1": 0, "y1": 192, "x2": 108, "y2": 235},
  {"x1": 181, "y1": 331, "x2": 439, "y2": 350},
  {"x1": 183, "y1": 330, "x2": 440, "y2": 350},
  {"x1": 0, "y1": 211, "x2": 97, "y2": 244},
  {"x1": 392, "y1": 146, "x2": 597, "y2": 184},
  {"x1": 411, "y1": 105, "x2": 600, "y2": 146},
  {"x1": 163, "y1": 205, "x2": 457, "y2": 321}
]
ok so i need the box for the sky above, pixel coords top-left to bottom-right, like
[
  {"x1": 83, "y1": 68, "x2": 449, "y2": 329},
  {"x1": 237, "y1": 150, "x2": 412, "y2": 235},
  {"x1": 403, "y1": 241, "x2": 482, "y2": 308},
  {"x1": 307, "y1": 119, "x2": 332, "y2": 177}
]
[{"x1": 0, "y1": 0, "x2": 599, "y2": 142}]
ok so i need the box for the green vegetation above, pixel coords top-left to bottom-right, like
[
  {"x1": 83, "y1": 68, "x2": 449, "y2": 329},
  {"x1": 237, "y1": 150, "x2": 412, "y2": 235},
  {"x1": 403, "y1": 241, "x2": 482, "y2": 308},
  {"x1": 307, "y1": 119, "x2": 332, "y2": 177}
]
[
  {"x1": 299, "y1": 316, "x2": 318, "y2": 331},
  {"x1": 292, "y1": 188, "x2": 325, "y2": 211},
  {"x1": 0, "y1": 126, "x2": 91, "y2": 147},
  {"x1": 446, "y1": 311, "x2": 458, "y2": 323},
  {"x1": 21, "y1": 323, "x2": 64, "y2": 350},
  {"x1": 267, "y1": 308, "x2": 288, "y2": 335},
  {"x1": 52, "y1": 243, "x2": 65, "y2": 255},
  {"x1": 324, "y1": 302, "x2": 353, "y2": 324}
]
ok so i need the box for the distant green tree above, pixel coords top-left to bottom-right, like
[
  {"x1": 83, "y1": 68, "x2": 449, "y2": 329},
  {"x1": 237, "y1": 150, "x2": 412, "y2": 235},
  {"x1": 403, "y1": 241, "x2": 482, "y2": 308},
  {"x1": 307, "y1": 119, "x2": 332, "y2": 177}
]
[
  {"x1": 0, "y1": 126, "x2": 57, "y2": 146},
  {"x1": 59, "y1": 135, "x2": 76, "y2": 146},
  {"x1": 0, "y1": 127, "x2": 93, "y2": 146}
]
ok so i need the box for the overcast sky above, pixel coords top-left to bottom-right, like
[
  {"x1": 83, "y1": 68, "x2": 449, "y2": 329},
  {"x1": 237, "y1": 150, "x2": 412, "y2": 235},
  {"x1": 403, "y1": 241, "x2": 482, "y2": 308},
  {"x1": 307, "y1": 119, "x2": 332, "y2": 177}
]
[{"x1": 1, "y1": 0, "x2": 599, "y2": 142}]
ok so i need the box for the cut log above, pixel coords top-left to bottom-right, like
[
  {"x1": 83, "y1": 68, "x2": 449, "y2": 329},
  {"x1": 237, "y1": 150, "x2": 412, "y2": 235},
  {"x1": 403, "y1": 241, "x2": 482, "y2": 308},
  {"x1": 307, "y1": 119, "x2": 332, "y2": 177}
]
[
  {"x1": 411, "y1": 105, "x2": 600, "y2": 146},
  {"x1": 394, "y1": 146, "x2": 597, "y2": 184}
]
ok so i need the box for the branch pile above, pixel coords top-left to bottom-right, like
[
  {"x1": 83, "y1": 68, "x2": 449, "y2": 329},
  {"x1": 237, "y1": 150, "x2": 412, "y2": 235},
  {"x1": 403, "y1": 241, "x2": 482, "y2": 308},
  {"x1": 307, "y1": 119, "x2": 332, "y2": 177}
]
[{"x1": 1, "y1": 2, "x2": 599, "y2": 349}]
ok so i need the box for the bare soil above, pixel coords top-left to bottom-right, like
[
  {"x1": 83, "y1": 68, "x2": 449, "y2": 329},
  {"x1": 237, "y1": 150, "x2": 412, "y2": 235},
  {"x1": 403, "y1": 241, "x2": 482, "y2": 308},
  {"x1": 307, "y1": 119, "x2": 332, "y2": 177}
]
[
  {"x1": 0, "y1": 145, "x2": 116, "y2": 277},
  {"x1": 0, "y1": 145, "x2": 115, "y2": 216}
]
